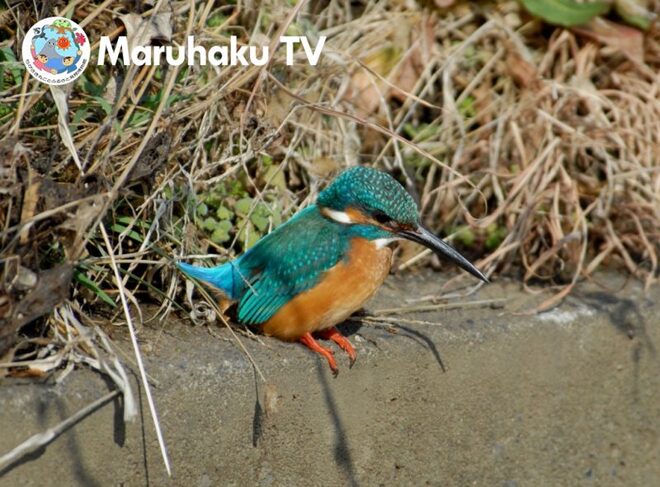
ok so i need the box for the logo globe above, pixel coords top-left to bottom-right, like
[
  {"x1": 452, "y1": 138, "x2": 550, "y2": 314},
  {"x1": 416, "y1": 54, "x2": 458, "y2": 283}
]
[{"x1": 21, "y1": 17, "x2": 90, "y2": 85}]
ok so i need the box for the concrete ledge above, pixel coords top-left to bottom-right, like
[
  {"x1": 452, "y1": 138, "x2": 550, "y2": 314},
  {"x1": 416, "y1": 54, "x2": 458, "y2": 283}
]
[{"x1": 1, "y1": 272, "x2": 659, "y2": 485}]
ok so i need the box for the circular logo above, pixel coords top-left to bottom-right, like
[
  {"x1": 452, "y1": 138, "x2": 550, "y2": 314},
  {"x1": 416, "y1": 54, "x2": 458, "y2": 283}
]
[{"x1": 21, "y1": 17, "x2": 90, "y2": 85}]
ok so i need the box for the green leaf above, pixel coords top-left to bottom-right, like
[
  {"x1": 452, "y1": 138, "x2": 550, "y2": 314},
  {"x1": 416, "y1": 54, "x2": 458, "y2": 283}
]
[
  {"x1": 262, "y1": 165, "x2": 287, "y2": 190},
  {"x1": 211, "y1": 227, "x2": 231, "y2": 244},
  {"x1": 217, "y1": 219, "x2": 232, "y2": 231},
  {"x1": 0, "y1": 47, "x2": 18, "y2": 63},
  {"x1": 229, "y1": 180, "x2": 247, "y2": 197},
  {"x1": 458, "y1": 96, "x2": 476, "y2": 119},
  {"x1": 235, "y1": 197, "x2": 253, "y2": 216},
  {"x1": 402, "y1": 123, "x2": 441, "y2": 143},
  {"x1": 93, "y1": 96, "x2": 113, "y2": 115},
  {"x1": 615, "y1": 0, "x2": 656, "y2": 30},
  {"x1": 81, "y1": 74, "x2": 104, "y2": 96},
  {"x1": 261, "y1": 154, "x2": 273, "y2": 166},
  {"x1": 196, "y1": 203, "x2": 209, "y2": 217},
  {"x1": 520, "y1": 0, "x2": 610, "y2": 27},
  {"x1": 0, "y1": 104, "x2": 12, "y2": 118},
  {"x1": 73, "y1": 270, "x2": 117, "y2": 308},
  {"x1": 204, "y1": 191, "x2": 223, "y2": 208},
  {"x1": 112, "y1": 120, "x2": 124, "y2": 136},
  {"x1": 70, "y1": 106, "x2": 89, "y2": 131},
  {"x1": 216, "y1": 205, "x2": 232, "y2": 220},
  {"x1": 116, "y1": 216, "x2": 151, "y2": 229},
  {"x1": 199, "y1": 217, "x2": 218, "y2": 231},
  {"x1": 110, "y1": 222, "x2": 144, "y2": 242},
  {"x1": 0, "y1": 47, "x2": 24, "y2": 89},
  {"x1": 270, "y1": 203, "x2": 283, "y2": 227},
  {"x1": 128, "y1": 109, "x2": 151, "y2": 128},
  {"x1": 251, "y1": 213, "x2": 269, "y2": 232},
  {"x1": 285, "y1": 22, "x2": 303, "y2": 37},
  {"x1": 486, "y1": 224, "x2": 507, "y2": 250},
  {"x1": 237, "y1": 220, "x2": 261, "y2": 249},
  {"x1": 207, "y1": 12, "x2": 228, "y2": 27}
]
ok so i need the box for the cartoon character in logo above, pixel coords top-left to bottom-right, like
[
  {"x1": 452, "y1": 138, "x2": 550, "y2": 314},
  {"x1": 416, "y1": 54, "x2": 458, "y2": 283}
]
[
  {"x1": 36, "y1": 37, "x2": 65, "y2": 74},
  {"x1": 30, "y1": 19, "x2": 86, "y2": 76},
  {"x1": 52, "y1": 18, "x2": 73, "y2": 34},
  {"x1": 30, "y1": 44, "x2": 50, "y2": 72}
]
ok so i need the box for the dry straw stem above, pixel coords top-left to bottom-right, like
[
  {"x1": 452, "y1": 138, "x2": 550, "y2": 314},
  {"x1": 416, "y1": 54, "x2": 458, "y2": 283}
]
[
  {"x1": 373, "y1": 297, "x2": 507, "y2": 316},
  {"x1": 99, "y1": 223, "x2": 171, "y2": 476},
  {"x1": 0, "y1": 301, "x2": 136, "y2": 469},
  {"x1": 0, "y1": 390, "x2": 120, "y2": 473}
]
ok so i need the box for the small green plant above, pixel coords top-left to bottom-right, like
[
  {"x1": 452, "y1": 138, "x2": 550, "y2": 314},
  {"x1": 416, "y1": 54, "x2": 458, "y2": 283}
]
[
  {"x1": 485, "y1": 224, "x2": 507, "y2": 250},
  {"x1": 73, "y1": 267, "x2": 117, "y2": 308},
  {"x1": 454, "y1": 225, "x2": 476, "y2": 247},
  {"x1": 193, "y1": 173, "x2": 285, "y2": 250},
  {"x1": 458, "y1": 95, "x2": 476, "y2": 119},
  {"x1": 0, "y1": 47, "x2": 24, "y2": 91}
]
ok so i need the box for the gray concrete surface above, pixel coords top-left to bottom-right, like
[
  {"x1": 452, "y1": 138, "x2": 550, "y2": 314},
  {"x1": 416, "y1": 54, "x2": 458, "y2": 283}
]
[{"x1": 1, "y1": 271, "x2": 659, "y2": 486}]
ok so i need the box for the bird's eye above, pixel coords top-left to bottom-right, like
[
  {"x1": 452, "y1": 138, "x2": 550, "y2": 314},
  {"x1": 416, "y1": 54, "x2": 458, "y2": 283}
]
[{"x1": 372, "y1": 211, "x2": 391, "y2": 225}]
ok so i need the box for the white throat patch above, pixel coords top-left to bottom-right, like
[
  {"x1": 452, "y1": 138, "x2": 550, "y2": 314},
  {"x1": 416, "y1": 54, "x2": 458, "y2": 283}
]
[{"x1": 374, "y1": 238, "x2": 399, "y2": 249}]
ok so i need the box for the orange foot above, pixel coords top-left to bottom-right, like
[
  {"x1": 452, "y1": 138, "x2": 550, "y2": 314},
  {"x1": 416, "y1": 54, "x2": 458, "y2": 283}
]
[
  {"x1": 300, "y1": 332, "x2": 338, "y2": 376},
  {"x1": 317, "y1": 327, "x2": 357, "y2": 368}
]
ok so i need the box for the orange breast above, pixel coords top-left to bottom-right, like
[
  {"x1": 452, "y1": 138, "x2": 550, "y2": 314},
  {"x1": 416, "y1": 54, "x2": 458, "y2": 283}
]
[{"x1": 261, "y1": 238, "x2": 393, "y2": 341}]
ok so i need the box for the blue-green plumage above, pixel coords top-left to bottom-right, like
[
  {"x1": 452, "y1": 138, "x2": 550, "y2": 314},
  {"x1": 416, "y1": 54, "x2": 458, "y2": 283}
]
[
  {"x1": 317, "y1": 166, "x2": 418, "y2": 226},
  {"x1": 235, "y1": 205, "x2": 349, "y2": 324},
  {"x1": 178, "y1": 203, "x2": 391, "y2": 325},
  {"x1": 178, "y1": 166, "x2": 487, "y2": 335},
  {"x1": 177, "y1": 261, "x2": 245, "y2": 300}
]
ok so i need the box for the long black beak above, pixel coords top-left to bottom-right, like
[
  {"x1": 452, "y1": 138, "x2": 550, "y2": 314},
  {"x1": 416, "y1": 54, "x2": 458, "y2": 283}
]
[{"x1": 399, "y1": 225, "x2": 489, "y2": 283}]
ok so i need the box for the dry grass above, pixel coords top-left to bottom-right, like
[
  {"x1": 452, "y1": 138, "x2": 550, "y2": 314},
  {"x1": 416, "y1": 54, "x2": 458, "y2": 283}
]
[{"x1": 0, "y1": 1, "x2": 659, "y2": 371}]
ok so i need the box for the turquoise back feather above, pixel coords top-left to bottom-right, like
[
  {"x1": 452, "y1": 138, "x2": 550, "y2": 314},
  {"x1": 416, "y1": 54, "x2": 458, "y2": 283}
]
[
  {"x1": 180, "y1": 167, "x2": 417, "y2": 326},
  {"x1": 179, "y1": 204, "x2": 392, "y2": 326},
  {"x1": 237, "y1": 205, "x2": 348, "y2": 324},
  {"x1": 236, "y1": 204, "x2": 393, "y2": 324}
]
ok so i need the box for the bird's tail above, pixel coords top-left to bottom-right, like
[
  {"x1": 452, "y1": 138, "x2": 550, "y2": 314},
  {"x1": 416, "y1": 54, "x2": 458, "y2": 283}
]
[{"x1": 177, "y1": 260, "x2": 244, "y2": 300}]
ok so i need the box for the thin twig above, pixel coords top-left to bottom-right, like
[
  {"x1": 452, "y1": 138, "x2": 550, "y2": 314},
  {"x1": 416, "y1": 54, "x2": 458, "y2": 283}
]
[
  {"x1": 0, "y1": 390, "x2": 119, "y2": 472},
  {"x1": 374, "y1": 298, "x2": 507, "y2": 315},
  {"x1": 100, "y1": 224, "x2": 171, "y2": 477}
]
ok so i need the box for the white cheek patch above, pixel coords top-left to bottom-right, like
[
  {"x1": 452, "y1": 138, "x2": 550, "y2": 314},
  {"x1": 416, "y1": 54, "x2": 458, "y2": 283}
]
[
  {"x1": 322, "y1": 209, "x2": 353, "y2": 224},
  {"x1": 374, "y1": 238, "x2": 399, "y2": 249}
]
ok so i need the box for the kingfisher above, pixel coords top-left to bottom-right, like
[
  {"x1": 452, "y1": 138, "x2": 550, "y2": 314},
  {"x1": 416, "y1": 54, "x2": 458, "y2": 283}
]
[{"x1": 178, "y1": 166, "x2": 487, "y2": 374}]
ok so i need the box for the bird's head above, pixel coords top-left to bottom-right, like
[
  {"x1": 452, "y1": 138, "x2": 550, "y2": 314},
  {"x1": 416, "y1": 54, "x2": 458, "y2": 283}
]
[{"x1": 317, "y1": 166, "x2": 488, "y2": 282}]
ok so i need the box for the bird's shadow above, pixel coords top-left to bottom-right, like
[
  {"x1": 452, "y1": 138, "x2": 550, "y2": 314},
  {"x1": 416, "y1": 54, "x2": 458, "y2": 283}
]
[
  {"x1": 340, "y1": 313, "x2": 446, "y2": 372},
  {"x1": 392, "y1": 323, "x2": 446, "y2": 372},
  {"x1": 336, "y1": 319, "x2": 362, "y2": 338},
  {"x1": 249, "y1": 358, "x2": 359, "y2": 486},
  {"x1": 315, "y1": 361, "x2": 359, "y2": 487}
]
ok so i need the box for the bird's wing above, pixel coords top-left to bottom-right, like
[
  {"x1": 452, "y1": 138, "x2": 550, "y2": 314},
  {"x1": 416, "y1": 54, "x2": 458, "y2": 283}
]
[{"x1": 236, "y1": 206, "x2": 349, "y2": 325}]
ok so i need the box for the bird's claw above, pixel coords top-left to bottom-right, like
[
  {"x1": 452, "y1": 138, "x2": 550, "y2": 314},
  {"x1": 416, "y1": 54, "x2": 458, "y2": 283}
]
[
  {"x1": 300, "y1": 332, "x2": 339, "y2": 374},
  {"x1": 301, "y1": 329, "x2": 358, "y2": 375},
  {"x1": 317, "y1": 327, "x2": 357, "y2": 370}
]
